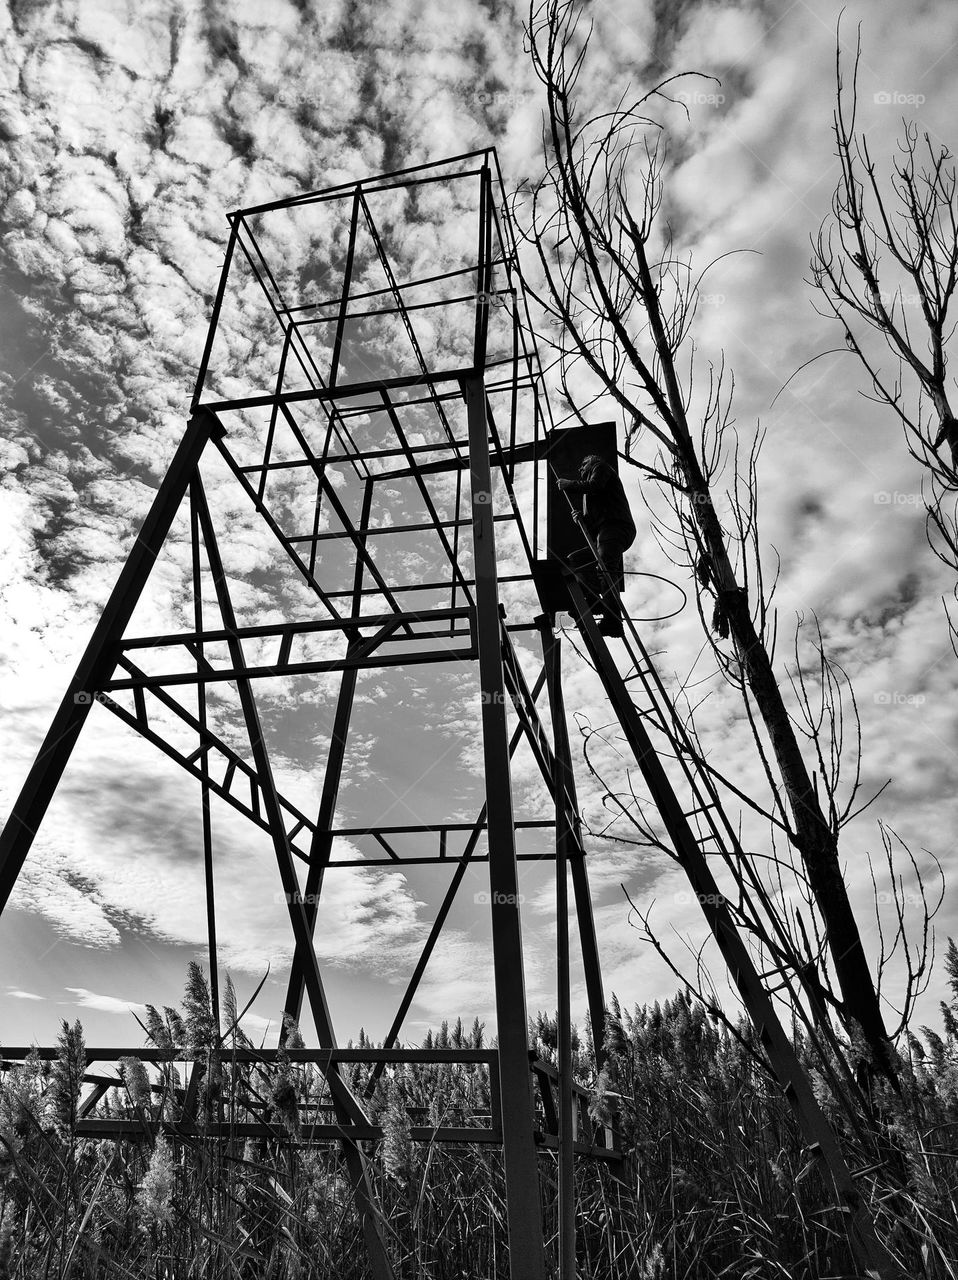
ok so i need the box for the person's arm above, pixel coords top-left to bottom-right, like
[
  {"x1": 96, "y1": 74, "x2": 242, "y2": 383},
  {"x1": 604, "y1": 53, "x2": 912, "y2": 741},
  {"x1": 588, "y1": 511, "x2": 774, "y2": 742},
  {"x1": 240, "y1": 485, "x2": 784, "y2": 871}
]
[{"x1": 558, "y1": 462, "x2": 611, "y2": 494}]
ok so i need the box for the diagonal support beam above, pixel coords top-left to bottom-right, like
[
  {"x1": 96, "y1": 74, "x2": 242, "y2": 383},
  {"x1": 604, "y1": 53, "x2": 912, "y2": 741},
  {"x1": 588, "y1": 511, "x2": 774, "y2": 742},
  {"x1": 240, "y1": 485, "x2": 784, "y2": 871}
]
[
  {"x1": 282, "y1": 657, "x2": 360, "y2": 1035},
  {"x1": 0, "y1": 410, "x2": 223, "y2": 915},
  {"x1": 330, "y1": 188, "x2": 361, "y2": 388},
  {"x1": 99, "y1": 664, "x2": 315, "y2": 860},
  {"x1": 358, "y1": 192, "x2": 460, "y2": 451},
  {"x1": 501, "y1": 624, "x2": 608, "y2": 1066},
  {"x1": 191, "y1": 476, "x2": 395, "y2": 1280},
  {"x1": 277, "y1": 400, "x2": 413, "y2": 629},
  {"x1": 363, "y1": 667, "x2": 548, "y2": 1100},
  {"x1": 283, "y1": 476, "x2": 371, "y2": 1035}
]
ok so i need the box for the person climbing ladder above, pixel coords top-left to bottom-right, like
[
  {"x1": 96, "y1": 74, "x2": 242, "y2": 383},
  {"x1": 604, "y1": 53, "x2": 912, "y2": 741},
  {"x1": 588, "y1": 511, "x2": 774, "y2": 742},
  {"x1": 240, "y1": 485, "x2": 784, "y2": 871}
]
[{"x1": 557, "y1": 453, "x2": 636, "y2": 637}]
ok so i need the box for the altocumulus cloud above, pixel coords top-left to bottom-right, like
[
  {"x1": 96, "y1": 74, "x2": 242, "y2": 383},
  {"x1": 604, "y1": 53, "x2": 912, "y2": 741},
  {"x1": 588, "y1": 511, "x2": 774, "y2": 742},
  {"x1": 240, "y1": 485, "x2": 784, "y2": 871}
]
[
  {"x1": 0, "y1": 0, "x2": 534, "y2": 995},
  {"x1": 1, "y1": 0, "x2": 958, "y2": 1038}
]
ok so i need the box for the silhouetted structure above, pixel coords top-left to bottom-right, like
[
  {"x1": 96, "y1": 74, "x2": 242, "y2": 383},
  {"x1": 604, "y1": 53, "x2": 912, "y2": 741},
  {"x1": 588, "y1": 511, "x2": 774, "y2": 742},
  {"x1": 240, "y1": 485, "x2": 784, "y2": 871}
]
[{"x1": 0, "y1": 153, "x2": 900, "y2": 1280}]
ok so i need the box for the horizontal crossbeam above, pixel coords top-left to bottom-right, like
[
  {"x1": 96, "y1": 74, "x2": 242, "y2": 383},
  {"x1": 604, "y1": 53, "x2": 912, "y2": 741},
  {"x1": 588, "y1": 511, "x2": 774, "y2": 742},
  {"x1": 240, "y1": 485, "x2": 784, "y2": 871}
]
[
  {"x1": 102, "y1": 642, "x2": 476, "y2": 690},
  {"x1": 316, "y1": 852, "x2": 560, "y2": 868},
  {"x1": 120, "y1": 608, "x2": 472, "y2": 651},
  {"x1": 317, "y1": 573, "x2": 535, "y2": 600},
  {"x1": 322, "y1": 817, "x2": 558, "y2": 866},
  {"x1": 285, "y1": 258, "x2": 505, "y2": 316},
  {"x1": 288, "y1": 513, "x2": 514, "y2": 543},
  {"x1": 73, "y1": 1119, "x2": 501, "y2": 1143},
  {"x1": 233, "y1": 151, "x2": 490, "y2": 218},
  {"x1": 236, "y1": 431, "x2": 539, "y2": 478},
  {"x1": 199, "y1": 365, "x2": 472, "y2": 414},
  {"x1": 1, "y1": 1047, "x2": 498, "y2": 1063},
  {"x1": 331, "y1": 820, "x2": 554, "y2": 837}
]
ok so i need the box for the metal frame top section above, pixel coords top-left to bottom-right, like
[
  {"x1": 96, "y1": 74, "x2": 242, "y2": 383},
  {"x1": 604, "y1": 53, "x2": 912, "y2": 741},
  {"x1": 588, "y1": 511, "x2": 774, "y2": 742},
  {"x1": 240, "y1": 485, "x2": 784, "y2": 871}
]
[{"x1": 191, "y1": 147, "x2": 557, "y2": 600}]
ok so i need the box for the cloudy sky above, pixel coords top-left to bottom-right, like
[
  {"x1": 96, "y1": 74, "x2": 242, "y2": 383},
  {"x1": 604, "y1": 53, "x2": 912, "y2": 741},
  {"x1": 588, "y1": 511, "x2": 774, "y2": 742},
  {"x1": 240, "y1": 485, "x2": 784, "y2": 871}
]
[{"x1": 1, "y1": 0, "x2": 957, "y2": 1055}]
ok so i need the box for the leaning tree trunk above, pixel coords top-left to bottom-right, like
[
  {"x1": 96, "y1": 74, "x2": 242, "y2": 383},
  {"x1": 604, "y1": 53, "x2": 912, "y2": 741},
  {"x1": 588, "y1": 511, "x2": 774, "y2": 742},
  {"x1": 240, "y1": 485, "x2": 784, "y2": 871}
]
[
  {"x1": 691, "y1": 467, "x2": 894, "y2": 1079},
  {"x1": 640, "y1": 233, "x2": 895, "y2": 1080}
]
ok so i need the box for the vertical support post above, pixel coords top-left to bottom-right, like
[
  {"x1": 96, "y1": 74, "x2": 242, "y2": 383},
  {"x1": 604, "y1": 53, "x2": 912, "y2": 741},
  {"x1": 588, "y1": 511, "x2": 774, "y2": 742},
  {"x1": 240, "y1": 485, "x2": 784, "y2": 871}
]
[
  {"x1": 474, "y1": 166, "x2": 492, "y2": 370},
  {"x1": 0, "y1": 410, "x2": 223, "y2": 915},
  {"x1": 542, "y1": 625, "x2": 576, "y2": 1280},
  {"x1": 190, "y1": 490, "x2": 219, "y2": 1032},
  {"x1": 465, "y1": 373, "x2": 547, "y2": 1280}
]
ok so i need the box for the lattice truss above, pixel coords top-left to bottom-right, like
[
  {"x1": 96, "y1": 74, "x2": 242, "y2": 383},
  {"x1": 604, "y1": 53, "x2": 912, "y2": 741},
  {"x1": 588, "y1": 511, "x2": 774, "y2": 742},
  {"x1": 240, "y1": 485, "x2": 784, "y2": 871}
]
[{"x1": 0, "y1": 153, "x2": 616, "y2": 1166}]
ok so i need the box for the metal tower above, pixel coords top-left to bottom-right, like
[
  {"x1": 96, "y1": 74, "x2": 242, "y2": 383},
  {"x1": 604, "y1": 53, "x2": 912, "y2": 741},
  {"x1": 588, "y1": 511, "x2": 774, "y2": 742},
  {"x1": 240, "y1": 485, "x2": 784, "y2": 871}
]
[{"x1": 0, "y1": 152, "x2": 901, "y2": 1280}]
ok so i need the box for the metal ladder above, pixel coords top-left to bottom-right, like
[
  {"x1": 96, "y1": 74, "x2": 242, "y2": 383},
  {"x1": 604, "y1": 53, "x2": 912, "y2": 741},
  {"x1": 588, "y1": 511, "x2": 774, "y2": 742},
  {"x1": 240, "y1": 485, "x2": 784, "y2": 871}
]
[{"x1": 556, "y1": 548, "x2": 904, "y2": 1280}]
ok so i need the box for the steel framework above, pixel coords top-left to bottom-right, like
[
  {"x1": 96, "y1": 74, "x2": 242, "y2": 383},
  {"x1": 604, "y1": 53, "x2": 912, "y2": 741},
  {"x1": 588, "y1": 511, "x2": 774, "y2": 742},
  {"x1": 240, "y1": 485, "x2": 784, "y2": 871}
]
[{"x1": 0, "y1": 151, "x2": 902, "y2": 1279}]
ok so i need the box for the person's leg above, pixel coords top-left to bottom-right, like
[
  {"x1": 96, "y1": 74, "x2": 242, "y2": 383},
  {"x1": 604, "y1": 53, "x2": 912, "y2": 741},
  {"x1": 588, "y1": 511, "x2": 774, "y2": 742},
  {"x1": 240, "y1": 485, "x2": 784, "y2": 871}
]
[{"x1": 595, "y1": 530, "x2": 625, "y2": 634}]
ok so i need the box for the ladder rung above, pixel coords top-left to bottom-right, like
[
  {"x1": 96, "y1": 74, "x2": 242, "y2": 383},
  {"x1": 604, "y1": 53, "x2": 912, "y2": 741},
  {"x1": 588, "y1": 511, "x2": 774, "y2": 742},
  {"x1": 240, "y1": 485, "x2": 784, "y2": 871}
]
[
  {"x1": 634, "y1": 706, "x2": 669, "y2": 731},
  {"x1": 683, "y1": 802, "x2": 717, "y2": 818}
]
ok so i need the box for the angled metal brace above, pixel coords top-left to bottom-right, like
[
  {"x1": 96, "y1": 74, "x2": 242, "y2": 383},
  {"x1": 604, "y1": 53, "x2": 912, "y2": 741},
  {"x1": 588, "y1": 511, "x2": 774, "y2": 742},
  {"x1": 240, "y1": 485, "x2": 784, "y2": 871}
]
[
  {"x1": 191, "y1": 474, "x2": 395, "y2": 1280},
  {"x1": 0, "y1": 410, "x2": 223, "y2": 915}
]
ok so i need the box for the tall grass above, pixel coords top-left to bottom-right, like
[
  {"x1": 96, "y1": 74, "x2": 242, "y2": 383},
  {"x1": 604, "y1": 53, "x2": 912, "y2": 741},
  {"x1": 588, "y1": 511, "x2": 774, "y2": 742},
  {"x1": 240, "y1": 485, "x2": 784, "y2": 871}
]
[{"x1": 1, "y1": 965, "x2": 957, "y2": 1278}]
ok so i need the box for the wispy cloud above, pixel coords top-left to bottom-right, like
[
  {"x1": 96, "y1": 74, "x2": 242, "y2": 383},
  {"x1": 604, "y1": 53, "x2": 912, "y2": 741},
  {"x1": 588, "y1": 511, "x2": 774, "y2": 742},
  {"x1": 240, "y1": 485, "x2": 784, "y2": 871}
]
[{"x1": 64, "y1": 988, "x2": 147, "y2": 1016}]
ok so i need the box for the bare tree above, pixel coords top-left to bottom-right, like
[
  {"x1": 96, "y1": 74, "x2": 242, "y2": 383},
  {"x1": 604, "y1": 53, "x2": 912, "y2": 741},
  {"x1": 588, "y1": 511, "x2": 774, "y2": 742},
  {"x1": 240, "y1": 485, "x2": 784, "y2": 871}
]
[
  {"x1": 518, "y1": 0, "x2": 898, "y2": 1080},
  {"x1": 811, "y1": 29, "x2": 958, "y2": 619}
]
